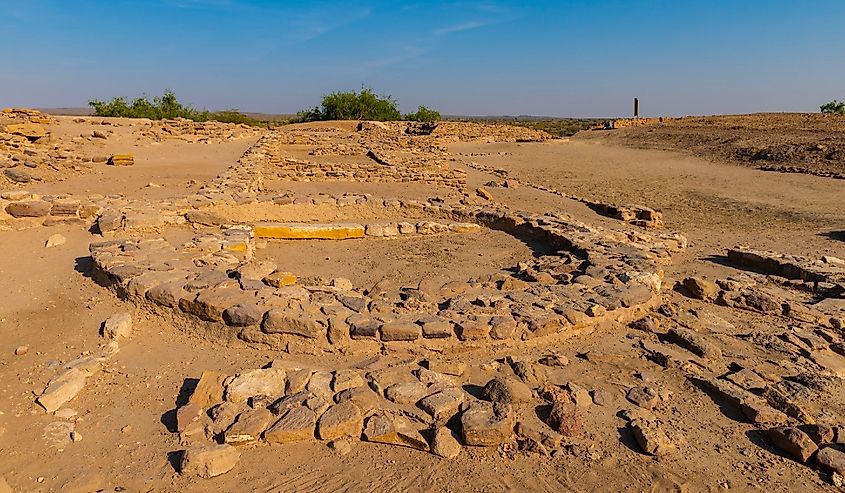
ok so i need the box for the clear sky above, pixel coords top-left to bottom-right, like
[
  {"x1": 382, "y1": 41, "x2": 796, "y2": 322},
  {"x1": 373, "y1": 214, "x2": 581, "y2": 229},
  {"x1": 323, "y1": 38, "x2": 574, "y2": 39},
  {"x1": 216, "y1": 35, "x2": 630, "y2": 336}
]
[{"x1": 1, "y1": 0, "x2": 844, "y2": 117}]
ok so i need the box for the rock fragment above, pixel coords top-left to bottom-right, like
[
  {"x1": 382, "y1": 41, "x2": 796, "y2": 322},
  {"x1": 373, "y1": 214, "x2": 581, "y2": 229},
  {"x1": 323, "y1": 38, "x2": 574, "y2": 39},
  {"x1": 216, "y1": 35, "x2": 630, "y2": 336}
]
[{"x1": 180, "y1": 444, "x2": 240, "y2": 478}]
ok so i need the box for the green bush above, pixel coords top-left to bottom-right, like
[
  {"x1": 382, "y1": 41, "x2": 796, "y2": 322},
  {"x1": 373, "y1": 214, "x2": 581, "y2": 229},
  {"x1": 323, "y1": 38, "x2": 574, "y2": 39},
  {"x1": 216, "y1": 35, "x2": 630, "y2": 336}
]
[
  {"x1": 405, "y1": 105, "x2": 441, "y2": 122},
  {"x1": 294, "y1": 87, "x2": 439, "y2": 123},
  {"x1": 88, "y1": 90, "x2": 261, "y2": 126},
  {"x1": 821, "y1": 100, "x2": 845, "y2": 115}
]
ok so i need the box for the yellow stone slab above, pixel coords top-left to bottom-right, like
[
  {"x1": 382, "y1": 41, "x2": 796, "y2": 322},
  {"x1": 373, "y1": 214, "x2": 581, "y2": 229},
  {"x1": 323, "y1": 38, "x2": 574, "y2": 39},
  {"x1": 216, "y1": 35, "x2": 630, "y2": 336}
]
[
  {"x1": 4, "y1": 123, "x2": 48, "y2": 139},
  {"x1": 253, "y1": 222, "x2": 365, "y2": 240}
]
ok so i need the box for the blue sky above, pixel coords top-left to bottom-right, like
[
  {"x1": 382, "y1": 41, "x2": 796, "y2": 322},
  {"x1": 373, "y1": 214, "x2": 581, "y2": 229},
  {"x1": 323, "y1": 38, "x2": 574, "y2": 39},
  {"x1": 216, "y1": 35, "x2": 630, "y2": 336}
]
[{"x1": 1, "y1": 0, "x2": 843, "y2": 117}]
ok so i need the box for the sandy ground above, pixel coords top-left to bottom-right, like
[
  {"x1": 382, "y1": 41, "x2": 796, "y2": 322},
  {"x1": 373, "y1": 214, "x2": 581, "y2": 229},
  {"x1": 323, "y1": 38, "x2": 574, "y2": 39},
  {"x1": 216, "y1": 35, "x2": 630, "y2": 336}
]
[{"x1": 0, "y1": 115, "x2": 843, "y2": 492}]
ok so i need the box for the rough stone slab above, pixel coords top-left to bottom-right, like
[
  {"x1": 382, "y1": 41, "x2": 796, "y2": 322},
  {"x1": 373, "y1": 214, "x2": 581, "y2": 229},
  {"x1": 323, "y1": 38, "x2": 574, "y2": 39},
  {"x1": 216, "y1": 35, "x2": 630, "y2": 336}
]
[
  {"x1": 419, "y1": 388, "x2": 464, "y2": 422},
  {"x1": 254, "y1": 223, "x2": 365, "y2": 240},
  {"x1": 225, "y1": 368, "x2": 286, "y2": 404},
  {"x1": 630, "y1": 419, "x2": 676, "y2": 456},
  {"x1": 102, "y1": 312, "x2": 132, "y2": 341},
  {"x1": 224, "y1": 408, "x2": 274, "y2": 446},
  {"x1": 180, "y1": 444, "x2": 240, "y2": 478},
  {"x1": 362, "y1": 412, "x2": 428, "y2": 451},
  {"x1": 461, "y1": 401, "x2": 514, "y2": 447},
  {"x1": 769, "y1": 427, "x2": 818, "y2": 463},
  {"x1": 37, "y1": 368, "x2": 87, "y2": 413},
  {"x1": 263, "y1": 309, "x2": 322, "y2": 338},
  {"x1": 432, "y1": 427, "x2": 462, "y2": 458},
  {"x1": 6, "y1": 200, "x2": 50, "y2": 217},
  {"x1": 189, "y1": 371, "x2": 228, "y2": 408},
  {"x1": 264, "y1": 407, "x2": 317, "y2": 443},
  {"x1": 379, "y1": 321, "x2": 421, "y2": 342},
  {"x1": 317, "y1": 401, "x2": 363, "y2": 440}
]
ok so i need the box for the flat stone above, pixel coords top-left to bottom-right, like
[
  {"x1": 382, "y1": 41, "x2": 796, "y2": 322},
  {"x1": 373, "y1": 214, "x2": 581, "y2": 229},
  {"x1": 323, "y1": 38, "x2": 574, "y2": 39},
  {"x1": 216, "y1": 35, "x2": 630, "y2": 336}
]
[
  {"x1": 335, "y1": 386, "x2": 381, "y2": 415},
  {"x1": 102, "y1": 312, "x2": 132, "y2": 341},
  {"x1": 235, "y1": 260, "x2": 277, "y2": 281},
  {"x1": 265, "y1": 271, "x2": 297, "y2": 288},
  {"x1": 457, "y1": 320, "x2": 490, "y2": 341},
  {"x1": 626, "y1": 386, "x2": 659, "y2": 410},
  {"x1": 146, "y1": 281, "x2": 187, "y2": 308},
  {"x1": 418, "y1": 317, "x2": 453, "y2": 339},
  {"x1": 189, "y1": 371, "x2": 228, "y2": 408},
  {"x1": 263, "y1": 309, "x2": 323, "y2": 338},
  {"x1": 432, "y1": 426, "x2": 462, "y2": 458},
  {"x1": 769, "y1": 427, "x2": 818, "y2": 463},
  {"x1": 181, "y1": 287, "x2": 249, "y2": 323},
  {"x1": 817, "y1": 446, "x2": 845, "y2": 475},
  {"x1": 348, "y1": 315, "x2": 380, "y2": 339},
  {"x1": 682, "y1": 277, "x2": 720, "y2": 300},
  {"x1": 385, "y1": 381, "x2": 428, "y2": 405},
  {"x1": 630, "y1": 419, "x2": 676, "y2": 456},
  {"x1": 37, "y1": 368, "x2": 87, "y2": 413},
  {"x1": 180, "y1": 444, "x2": 240, "y2": 478},
  {"x1": 185, "y1": 210, "x2": 227, "y2": 226},
  {"x1": 269, "y1": 390, "x2": 313, "y2": 415},
  {"x1": 317, "y1": 401, "x2": 363, "y2": 440},
  {"x1": 665, "y1": 327, "x2": 722, "y2": 359},
  {"x1": 419, "y1": 388, "x2": 465, "y2": 422},
  {"x1": 254, "y1": 222, "x2": 365, "y2": 240},
  {"x1": 45, "y1": 234, "x2": 66, "y2": 248},
  {"x1": 225, "y1": 368, "x2": 286, "y2": 404},
  {"x1": 380, "y1": 321, "x2": 421, "y2": 342},
  {"x1": 461, "y1": 401, "x2": 514, "y2": 447},
  {"x1": 264, "y1": 407, "x2": 316, "y2": 443},
  {"x1": 223, "y1": 303, "x2": 265, "y2": 326},
  {"x1": 362, "y1": 412, "x2": 428, "y2": 451},
  {"x1": 224, "y1": 408, "x2": 274, "y2": 446},
  {"x1": 6, "y1": 200, "x2": 50, "y2": 217},
  {"x1": 176, "y1": 403, "x2": 204, "y2": 433},
  {"x1": 4, "y1": 168, "x2": 35, "y2": 183},
  {"x1": 332, "y1": 370, "x2": 364, "y2": 393},
  {"x1": 482, "y1": 377, "x2": 533, "y2": 405}
]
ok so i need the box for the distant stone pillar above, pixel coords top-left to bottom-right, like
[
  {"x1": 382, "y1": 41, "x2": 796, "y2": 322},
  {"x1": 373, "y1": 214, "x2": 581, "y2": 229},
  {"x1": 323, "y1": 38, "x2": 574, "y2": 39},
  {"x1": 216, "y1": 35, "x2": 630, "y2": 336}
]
[{"x1": 634, "y1": 98, "x2": 639, "y2": 119}]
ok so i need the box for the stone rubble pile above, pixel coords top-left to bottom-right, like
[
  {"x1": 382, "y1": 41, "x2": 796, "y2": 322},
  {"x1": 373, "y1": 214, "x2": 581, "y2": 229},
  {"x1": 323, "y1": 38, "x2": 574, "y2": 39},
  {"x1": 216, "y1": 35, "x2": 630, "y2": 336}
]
[{"x1": 174, "y1": 354, "x2": 633, "y2": 478}]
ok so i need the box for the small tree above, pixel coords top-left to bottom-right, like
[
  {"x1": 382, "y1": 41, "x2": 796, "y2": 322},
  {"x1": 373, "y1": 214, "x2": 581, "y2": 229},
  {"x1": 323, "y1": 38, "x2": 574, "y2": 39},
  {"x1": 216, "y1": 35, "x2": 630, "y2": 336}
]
[
  {"x1": 821, "y1": 100, "x2": 845, "y2": 115},
  {"x1": 405, "y1": 105, "x2": 441, "y2": 122}
]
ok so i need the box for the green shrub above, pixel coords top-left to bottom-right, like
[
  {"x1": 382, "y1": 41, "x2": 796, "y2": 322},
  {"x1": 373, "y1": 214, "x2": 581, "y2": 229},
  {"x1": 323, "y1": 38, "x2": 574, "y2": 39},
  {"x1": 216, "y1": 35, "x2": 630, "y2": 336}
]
[
  {"x1": 405, "y1": 105, "x2": 441, "y2": 122},
  {"x1": 294, "y1": 87, "x2": 439, "y2": 123},
  {"x1": 88, "y1": 90, "x2": 261, "y2": 126},
  {"x1": 821, "y1": 100, "x2": 845, "y2": 115}
]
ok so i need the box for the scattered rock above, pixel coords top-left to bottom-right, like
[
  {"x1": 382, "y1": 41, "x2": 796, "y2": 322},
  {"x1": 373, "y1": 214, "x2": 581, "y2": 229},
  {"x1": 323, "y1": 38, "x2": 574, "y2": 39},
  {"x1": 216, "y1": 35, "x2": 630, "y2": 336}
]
[
  {"x1": 626, "y1": 386, "x2": 659, "y2": 410},
  {"x1": 432, "y1": 426, "x2": 462, "y2": 458},
  {"x1": 45, "y1": 234, "x2": 66, "y2": 248},
  {"x1": 682, "y1": 277, "x2": 720, "y2": 300},
  {"x1": 461, "y1": 401, "x2": 514, "y2": 446},
  {"x1": 630, "y1": 419, "x2": 675, "y2": 456},
  {"x1": 102, "y1": 312, "x2": 132, "y2": 341},
  {"x1": 180, "y1": 444, "x2": 241, "y2": 478},
  {"x1": 546, "y1": 397, "x2": 582, "y2": 436},
  {"x1": 37, "y1": 368, "x2": 87, "y2": 413},
  {"x1": 482, "y1": 376, "x2": 533, "y2": 405},
  {"x1": 768, "y1": 426, "x2": 818, "y2": 463},
  {"x1": 817, "y1": 446, "x2": 845, "y2": 476},
  {"x1": 14, "y1": 345, "x2": 28, "y2": 356}
]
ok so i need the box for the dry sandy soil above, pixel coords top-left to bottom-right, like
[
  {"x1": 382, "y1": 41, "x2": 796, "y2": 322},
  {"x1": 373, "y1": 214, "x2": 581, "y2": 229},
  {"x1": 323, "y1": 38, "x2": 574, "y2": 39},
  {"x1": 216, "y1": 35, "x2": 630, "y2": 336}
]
[{"x1": 0, "y1": 113, "x2": 843, "y2": 493}]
